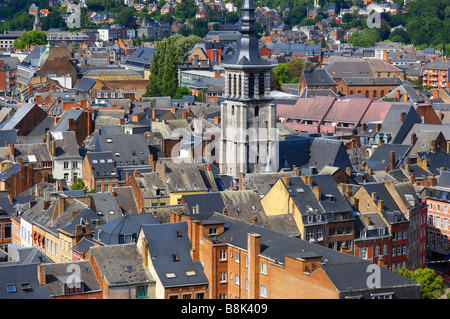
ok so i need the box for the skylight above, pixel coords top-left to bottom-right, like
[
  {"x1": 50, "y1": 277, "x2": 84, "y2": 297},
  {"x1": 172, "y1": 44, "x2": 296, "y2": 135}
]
[
  {"x1": 6, "y1": 284, "x2": 16, "y2": 293},
  {"x1": 20, "y1": 282, "x2": 31, "y2": 291},
  {"x1": 124, "y1": 266, "x2": 135, "y2": 272},
  {"x1": 185, "y1": 271, "x2": 196, "y2": 277},
  {"x1": 165, "y1": 273, "x2": 176, "y2": 279}
]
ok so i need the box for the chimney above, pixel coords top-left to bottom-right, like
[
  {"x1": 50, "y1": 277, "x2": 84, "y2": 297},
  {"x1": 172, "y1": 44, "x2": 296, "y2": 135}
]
[
  {"x1": 152, "y1": 108, "x2": 156, "y2": 119},
  {"x1": 182, "y1": 111, "x2": 187, "y2": 119},
  {"x1": 126, "y1": 172, "x2": 130, "y2": 180},
  {"x1": 214, "y1": 116, "x2": 220, "y2": 125},
  {"x1": 431, "y1": 140, "x2": 436, "y2": 153},
  {"x1": 346, "y1": 167, "x2": 351, "y2": 176},
  {"x1": 238, "y1": 172, "x2": 244, "y2": 190},
  {"x1": 37, "y1": 264, "x2": 46, "y2": 286},
  {"x1": 429, "y1": 174, "x2": 437, "y2": 186},
  {"x1": 282, "y1": 176, "x2": 289, "y2": 186},
  {"x1": 433, "y1": 90, "x2": 439, "y2": 100},
  {"x1": 405, "y1": 161, "x2": 410, "y2": 172},
  {"x1": 371, "y1": 192, "x2": 377, "y2": 200},
  {"x1": 390, "y1": 151, "x2": 395, "y2": 171},
  {"x1": 364, "y1": 215, "x2": 371, "y2": 225},
  {"x1": 361, "y1": 122, "x2": 366, "y2": 132},
  {"x1": 51, "y1": 140, "x2": 56, "y2": 157},
  {"x1": 252, "y1": 214, "x2": 258, "y2": 225},
  {"x1": 377, "y1": 255, "x2": 386, "y2": 267},
  {"x1": 313, "y1": 186, "x2": 321, "y2": 200},
  {"x1": 377, "y1": 199, "x2": 384, "y2": 212},
  {"x1": 400, "y1": 112, "x2": 406, "y2": 124},
  {"x1": 134, "y1": 170, "x2": 141, "y2": 177},
  {"x1": 376, "y1": 123, "x2": 381, "y2": 132},
  {"x1": 294, "y1": 167, "x2": 301, "y2": 176},
  {"x1": 411, "y1": 133, "x2": 417, "y2": 146},
  {"x1": 396, "y1": 90, "x2": 400, "y2": 100},
  {"x1": 410, "y1": 173, "x2": 416, "y2": 184},
  {"x1": 222, "y1": 207, "x2": 228, "y2": 216}
]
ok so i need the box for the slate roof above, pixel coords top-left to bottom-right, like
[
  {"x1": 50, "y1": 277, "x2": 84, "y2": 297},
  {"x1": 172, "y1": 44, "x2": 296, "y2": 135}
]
[
  {"x1": 0, "y1": 103, "x2": 38, "y2": 131},
  {"x1": 302, "y1": 68, "x2": 337, "y2": 86},
  {"x1": 93, "y1": 133, "x2": 151, "y2": 166},
  {"x1": 0, "y1": 264, "x2": 50, "y2": 299},
  {"x1": 89, "y1": 244, "x2": 155, "y2": 287},
  {"x1": 86, "y1": 151, "x2": 118, "y2": 179},
  {"x1": 311, "y1": 174, "x2": 353, "y2": 213},
  {"x1": 307, "y1": 138, "x2": 354, "y2": 171},
  {"x1": 377, "y1": 104, "x2": 422, "y2": 144},
  {"x1": 52, "y1": 131, "x2": 81, "y2": 158},
  {"x1": 13, "y1": 143, "x2": 52, "y2": 163},
  {"x1": 181, "y1": 192, "x2": 225, "y2": 215},
  {"x1": 367, "y1": 144, "x2": 410, "y2": 171},
  {"x1": 326, "y1": 61, "x2": 374, "y2": 79},
  {"x1": 417, "y1": 150, "x2": 450, "y2": 175},
  {"x1": 95, "y1": 213, "x2": 159, "y2": 245},
  {"x1": 44, "y1": 260, "x2": 102, "y2": 297},
  {"x1": 123, "y1": 47, "x2": 156, "y2": 70},
  {"x1": 141, "y1": 222, "x2": 209, "y2": 288}
]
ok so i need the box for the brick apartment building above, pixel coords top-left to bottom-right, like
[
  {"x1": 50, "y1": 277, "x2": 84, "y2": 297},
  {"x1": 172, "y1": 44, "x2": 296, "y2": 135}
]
[
  {"x1": 169, "y1": 211, "x2": 420, "y2": 299},
  {"x1": 422, "y1": 60, "x2": 450, "y2": 89}
]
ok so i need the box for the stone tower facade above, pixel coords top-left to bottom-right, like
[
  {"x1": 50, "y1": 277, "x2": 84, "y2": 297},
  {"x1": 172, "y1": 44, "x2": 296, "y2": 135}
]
[{"x1": 219, "y1": 0, "x2": 278, "y2": 179}]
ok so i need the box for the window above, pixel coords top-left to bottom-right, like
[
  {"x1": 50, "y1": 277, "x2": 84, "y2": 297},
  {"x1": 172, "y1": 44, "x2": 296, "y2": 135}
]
[
  {"x1": 260, "y1": 261, "x2": 267, "y2": 275},
  {"x1": 220, "y1": 272, "x2": 227, "y2": 283},
  {"x1": 72, "y1": 161, "x2": 78, "y2": 169},
  {"x1": 136, "y1": 285, "x2": 148, "y2": 298},
  {"x1": 360, "y1": 247, "x2": 368, "y2": 259},
  {"x1": 6, "y1": 284, "x2": 16, "y2": 293},
  {"x1": 260, "y1": 285, "x2": 267, "y2": 298},
  {"x1": 64, "y1": 161, "x2": 69, "y2": 169},
  {"x1": 209, "y1": 228, "x2": 217, "y2": 236},
  {"x1": 219, "y1": 249, "x2": 226, "y2": 261}
]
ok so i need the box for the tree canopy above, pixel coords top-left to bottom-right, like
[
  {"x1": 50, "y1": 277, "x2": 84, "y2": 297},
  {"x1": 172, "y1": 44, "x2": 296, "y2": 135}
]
[
  {"x1": 13, "y1": 30, "x2": 48, "y2": 49},
  {"x1": 396, "y1": 267, "x2": 446, "y2": 299}
]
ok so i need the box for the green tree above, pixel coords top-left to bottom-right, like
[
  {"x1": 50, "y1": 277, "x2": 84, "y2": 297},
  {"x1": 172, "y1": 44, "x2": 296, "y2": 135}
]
[
  {"x1": 115, "y1": 6, "x2": 137, "y2": 29},
  {"x1": 13, "y1": 30, "x2": 48, "y2": 49},
  {"x1": 172, "y1": 34, "x2": 203, "y2": 63},
  {"x1": 349, "y1": 28, "x2": 381, "y2": 47},
  {"x1": 71, "y1": 178, "x2": 86, "y2": 191},
  {"x1": 173, "y1": 86, "x2": 192, "y2": 99},
  {"x1": 162, "y1": 37, "x2": 179, "y2": 98},
  {"x1": 396, "y1": 267, "x2": 446, "y2": 299},
  {"x1": 272, "y1": 63, "x2": 290, "y2": 84},
  {"x1": 146, "y1": 40, "x2": 165, "y2": 97}
]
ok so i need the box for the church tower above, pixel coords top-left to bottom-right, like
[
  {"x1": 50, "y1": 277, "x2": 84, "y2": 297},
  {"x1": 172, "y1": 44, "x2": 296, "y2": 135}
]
[
  {"x1": 219, "y1": 0, "x2": 278, "y2": 179},
  {"x1": 33, "y1": 8, "x2": 42, "y2": 31}
]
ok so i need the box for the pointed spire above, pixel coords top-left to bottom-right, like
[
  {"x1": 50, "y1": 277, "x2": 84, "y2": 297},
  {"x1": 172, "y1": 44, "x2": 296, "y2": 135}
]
[
  {"x1": 224, "y1": 0, "x2": 270, "y2": 68},
  {"x1": 33, "y1": 8, "x2": 42, "y2": 31}
]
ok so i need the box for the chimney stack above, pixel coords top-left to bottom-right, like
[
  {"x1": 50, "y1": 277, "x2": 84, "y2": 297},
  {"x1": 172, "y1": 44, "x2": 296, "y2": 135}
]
[
  {"x1": 400, "y1": 112, "x2": 406, "y2": 124},
  {"x1": 377, "y1": 199, "x2": 384, "y2": 212},
  {"x1": 411, "y1": 133, "x2": 417, "y2": 146},
  {"x1": 38, "y1": 264, "x2": 46, "y2": 286},
  {"x1": 313, "y1": 186, "x2": 321, "y2": 200},
  {"x1": 222, "y1": 207, "x2": 228, "y2": 216},
  {"x1": 282, "y1": 176, "x2": 289, "y2": 186},
  {"x1": 390, "y1": 151, "x2": 395, "y2": 171}
]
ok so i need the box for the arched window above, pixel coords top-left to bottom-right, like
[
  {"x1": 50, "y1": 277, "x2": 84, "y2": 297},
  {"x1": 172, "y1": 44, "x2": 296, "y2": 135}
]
[
  {"x1": 259, "y1": 73, "x2": 265, "y2": 96},
  {"x1": 248, "y1": 74, "x2": 254, "y2": 98},
  {"x1": 373, "y1": 90, "x2": 377, "y2": 99},
  {"x1": 365, "y1": 90, "x2": 369, "y2": 98}
]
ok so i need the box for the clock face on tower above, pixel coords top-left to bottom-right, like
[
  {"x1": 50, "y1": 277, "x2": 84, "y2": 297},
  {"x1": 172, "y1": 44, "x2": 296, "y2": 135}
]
[{"x1": 219, "y1": 0, "x2": 279, "y2": 179}]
